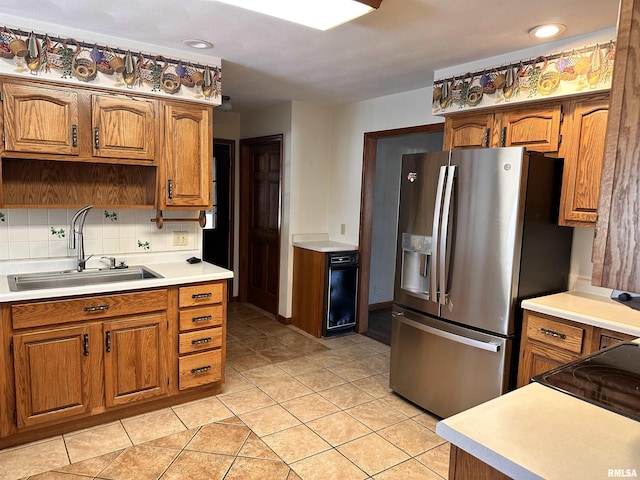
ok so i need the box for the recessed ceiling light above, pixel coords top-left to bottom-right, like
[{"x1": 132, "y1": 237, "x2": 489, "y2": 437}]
[
  {"x1": 183, "y1": 39, "x2": 214, "y2": 49},
  {"x1": 216, "y1": 0, "x2": 381, "y2": 31},
  {"x1": 529, "y1": 24, "x2": 566, "y2": 39}
]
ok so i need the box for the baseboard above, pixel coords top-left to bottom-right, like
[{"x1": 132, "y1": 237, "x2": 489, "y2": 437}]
[
  {"x1": 369, "y1": 301, "x2": 393, "y2": 311},
  {"x1": 278, "y1": 314, "x2": 291, "y2": 325}
]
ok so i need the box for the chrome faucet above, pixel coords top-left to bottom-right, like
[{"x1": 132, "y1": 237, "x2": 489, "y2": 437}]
[{"x1": 69, "y1": 205, "x2": 93, "y2": 272}]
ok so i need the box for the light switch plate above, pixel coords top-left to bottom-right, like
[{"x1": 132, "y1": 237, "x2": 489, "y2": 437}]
[{"x1": 173, "y1": 231, "x2": 189, "y2": 246}]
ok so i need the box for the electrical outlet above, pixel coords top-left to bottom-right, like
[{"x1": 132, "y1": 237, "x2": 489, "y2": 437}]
[
  {"x1": 340, "y1": 224, "x2": 346, "y2": 235},
  {"x1": 173, "y1": 231, "x2": 189, "y2": 246}
]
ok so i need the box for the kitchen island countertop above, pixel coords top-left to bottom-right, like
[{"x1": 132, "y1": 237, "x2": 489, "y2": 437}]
[{"x1": 436, "y1": 381, "x2": 640, "y2": 480}]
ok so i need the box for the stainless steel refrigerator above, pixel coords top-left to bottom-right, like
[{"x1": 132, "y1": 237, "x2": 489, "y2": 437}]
[{"x1": 390, "y1": 147, "x2": 573, "y2": 418}]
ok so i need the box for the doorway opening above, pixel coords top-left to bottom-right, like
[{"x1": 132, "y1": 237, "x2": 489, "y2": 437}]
[
  {"x1": 358, "y1": 125, "x2": 444, "y2": 344},
  {"x1": 203, "y1": 139, "x2": 235, "y2": 272}
]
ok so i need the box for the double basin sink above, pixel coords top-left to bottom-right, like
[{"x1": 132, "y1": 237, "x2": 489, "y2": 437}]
[{"x1": 7, "y1": 266, "x2": 162, "y2": 292}]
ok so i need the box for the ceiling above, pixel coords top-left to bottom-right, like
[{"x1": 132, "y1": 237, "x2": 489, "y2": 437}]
[{"x1": 0, "y1": 0, "x2": 621, "y2": 112}]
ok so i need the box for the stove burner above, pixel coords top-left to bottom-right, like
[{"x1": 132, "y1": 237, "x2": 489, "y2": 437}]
[{"x1": 533, "y1": 342, "x2": 640, "y2": 422}]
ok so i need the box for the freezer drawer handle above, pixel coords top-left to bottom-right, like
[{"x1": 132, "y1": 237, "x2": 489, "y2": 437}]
[
  {"x1": 540, "y1": 327, "x2": 566, "y2": 340},
  {"x1": 399, "y1": 315, "x2": 501, "y2": 352}
]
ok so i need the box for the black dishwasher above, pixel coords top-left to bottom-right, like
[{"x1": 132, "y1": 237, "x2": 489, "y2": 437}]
[{"x1": 323, "y1": 251, "x2": 358, "y2": 337}]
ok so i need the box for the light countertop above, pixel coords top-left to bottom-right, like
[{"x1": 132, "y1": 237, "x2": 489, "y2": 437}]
[
  {"x1": 0, "y1": 251, "x2": 233, "y2": 302},
  {"x1": 291, "y1": 233, "x2": 357, "y2": 253},
  {"x1": 436, "y1": 382, "x2": 640, "y2": 480},
  {"x1": 522, "y1": 290, "x2": 640, "y2": 337},
  {"x1": 292, "y1": 240, "x2": 358, "y2": 253}
]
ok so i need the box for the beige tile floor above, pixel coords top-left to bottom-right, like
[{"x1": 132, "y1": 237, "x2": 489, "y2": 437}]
[{"x1": 0, "y1": 303, "x2": 450, "y2": 480}]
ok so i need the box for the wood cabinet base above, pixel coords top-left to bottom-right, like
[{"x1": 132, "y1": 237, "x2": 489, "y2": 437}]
[
  {"x1": 449, "y1": 445, "x2": 512, "y2": 480},
  {"x1": 0, "y1": 381, "x2": 221, "y2": 450}
]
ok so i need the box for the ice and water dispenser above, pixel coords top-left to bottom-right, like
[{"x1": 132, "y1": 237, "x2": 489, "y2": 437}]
[{"x1": 400, "y1": 233, "x2": 432, "y2": 299}]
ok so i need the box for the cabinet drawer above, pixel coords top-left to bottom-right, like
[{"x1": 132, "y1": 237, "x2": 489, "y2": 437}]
[
  {"x1": 179, "y1": 350, "x2": 222, "y2": 390},
  {"x1": 179, "y1": 328, "x2": 222, "y2": 354},
  {"x1": 179, "y1": 283, "x2": 223, "y2": 308},
  {"x1": 526, "y1": 314, "x2": 585, "y2": 354},
  {"x1": 12, "y1": 289, "x2": 168, "y2": 329},
  {"x1": 179, "y1": 305, "x2": 224, "y2": 332}
]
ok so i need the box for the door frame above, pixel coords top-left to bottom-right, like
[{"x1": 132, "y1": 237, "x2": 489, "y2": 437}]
[
  {"x1": 357, "y1": 124, "x2": 444, "y2": 333},
  {"x1": 238, "y1": 134, "x2": 283, "y2": 314},
  {"x1": 213, "y1": 137, "x2": 236, "y2": 277}
]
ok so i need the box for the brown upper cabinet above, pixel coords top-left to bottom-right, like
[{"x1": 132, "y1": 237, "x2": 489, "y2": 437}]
[
  {"x1": 444, "y1": 95, "x2": 609, "y2": 227},
  {"x1": 160, "y1": 101, "x2": 212, "y2": 209},
  {"x1": 443, "y1": 103, "x2": 563, "y2": 152},
  {"x1": 1, "y1": 79, "x2": 157, "y2": 164},
  {"x1": 558, "y1": 94, "x2": 609, "y2": 227},
  {"x1": 592, "y1": 0, "x2": 640, "y2": 293}
]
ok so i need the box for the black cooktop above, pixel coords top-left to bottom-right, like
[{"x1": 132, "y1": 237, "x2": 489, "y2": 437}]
[{"x1": 533, "y1": 342, "x2": 640, "y2": 422}]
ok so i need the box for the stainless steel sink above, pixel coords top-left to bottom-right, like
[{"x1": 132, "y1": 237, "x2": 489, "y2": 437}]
[{"x1": 7, "y1": 266, "x2": 163, "y2": 292}]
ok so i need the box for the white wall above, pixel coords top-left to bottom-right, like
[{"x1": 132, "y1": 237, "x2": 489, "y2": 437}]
[{"x1": 328, "y1": 87, "x2": 445, "y2": 245}]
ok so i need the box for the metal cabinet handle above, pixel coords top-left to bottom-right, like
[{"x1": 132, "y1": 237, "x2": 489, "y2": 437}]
[
  {"x1": 84, "y1": 304, "x2": 110, "y2": 312},
  {"x1": 500, "y1": 126, "x2": 507, "y2": 147},
  {"x1": 482, "y1": 127, "x2": 491, "y2": 148},
  {"x1": 540, "y1": 327, "x2": 567, "y2": 340},
  {"x1": 191, "y1": 365, "x2": 212, "y2": 374},
  {"x1": 191, "y1": 337, "x2": 212, "y2": 345},
  {"x1": 71, "y1": 124, "x2": 78, "y2": 147},
  {"x1": 192, "y1": 315, "x2": 213, "y2": 323},
  {"x1": 191, "y1": 292, "x2": 212, "y2": 299},
  {"x1": 94, "y1": 127, "x2": 100, "y2": 149},
  {"x1": 167, "y1": 179, "x2": 173, "y2": 199},
  {"x1": 83, "y1": 333, "x2": 89, "y2": 356},
  {"x1": 105, "y1": 330, "x2": 111, "y2": 353}
]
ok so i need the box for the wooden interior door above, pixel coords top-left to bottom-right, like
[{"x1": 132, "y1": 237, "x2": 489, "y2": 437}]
[{"x1": 239, "y1": 135, "x2": 282, "y2": 315}]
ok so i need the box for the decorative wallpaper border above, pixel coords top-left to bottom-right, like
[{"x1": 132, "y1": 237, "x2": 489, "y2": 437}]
[
  {"x1": 432, "y1": 41, "x2": 615, "y2": 115},
  {"x1": 0, "y1": 26, "x2": 222, "y2": 106}
]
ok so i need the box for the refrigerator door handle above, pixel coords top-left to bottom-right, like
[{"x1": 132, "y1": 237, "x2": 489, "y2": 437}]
[
  {"x1": 439, "y1": 165, "x2": 456, "y2": 305},
  {"x1": 430, "y1": 165, "x2": 447, "y2": 304},
  {"x1": 398, "y1": 315, "x2": 501, "y2": 353}
]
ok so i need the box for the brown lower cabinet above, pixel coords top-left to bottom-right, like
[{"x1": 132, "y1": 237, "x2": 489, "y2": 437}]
[
  {"x1": 292, "y1": 246, "x2": 326, "y2": 337},
  {"x1": 1, "y1": 280, "x2": 227, "y2": 448},
  {"x1": 517, "y1": 310, "x2": 637, "y2": 387},
  {"x1": 449, "y1": 445, "x2": 512, "y2": 480}
]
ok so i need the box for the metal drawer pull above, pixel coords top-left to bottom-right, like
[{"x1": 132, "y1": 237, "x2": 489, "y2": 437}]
[
  {"x1": 191, "y1": 365, "x2": 212, "y2": 374},
  {"x1": 192, "y1": 315, "x2": 213, "y2": 323},
  {"x1": 192, "y1": 292, "x2": 213, "y2": 299},
  {"x1": 191, "y1": 337, "x2": 212, "y2": 345},
  {"x1": 540, "y1": 327, "x2": 567, "y2": 340},
  {"x1": 84, "y1": 304, "x2": 110, "y2": 312}
]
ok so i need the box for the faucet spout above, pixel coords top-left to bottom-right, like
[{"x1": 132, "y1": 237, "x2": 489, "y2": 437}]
[{"x1": 70, "y1": 205, "x2": 93, "y2": 272}]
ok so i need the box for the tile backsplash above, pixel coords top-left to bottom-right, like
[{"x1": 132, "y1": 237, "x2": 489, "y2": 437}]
[{"x1": 0, "y1": 208, "x2": 202, "y2": 261}]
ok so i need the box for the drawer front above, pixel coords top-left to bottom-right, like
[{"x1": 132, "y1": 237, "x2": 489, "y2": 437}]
[
  {"x1": 179, "y1": 282, "x2": 224, "y2": 308},
  {"x1": 179, "y1": 305, "x2": 224, "y2": 332},
  {"x1": 12, "y1": 289, "x2": 168, "y2": 329},
  {"x1": 179, "y1": 327, "x2": 222, "y2": 354},
  {"x1": 179, "y1": 350, "x2": 222, "y2": 390},
  {"x1": 526, "y1": 314, "x2": 585, "y2": 354}
]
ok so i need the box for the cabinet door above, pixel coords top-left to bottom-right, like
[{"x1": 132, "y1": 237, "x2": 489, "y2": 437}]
[
  {"x1": 496, "y1": 105, "x2": 562, "y2": 152},
  {"x1": 103, "y1": 314, "x2": 168, "y2": 407},
  {"x1": 92, "y1": 95, "x2": 156, "y2": 161},
  {"x1": 443, "y1": 113, "x2": 493, "y2": 150},
  {"x1": 162, "y1": 102, "x2": 212, "y2": 208},
  {"x1": 559, "y1": 96, "x2": 609, "y2": 227},
  {"x1": 516, "y1": 342, "x2": 578, "y2": 388},
  {"x1": 2, "y1": 81, "x2": 79, "y2": 155},
  {"x1": 13, "y1": 325, "x2": 92, "y2": 428}
]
